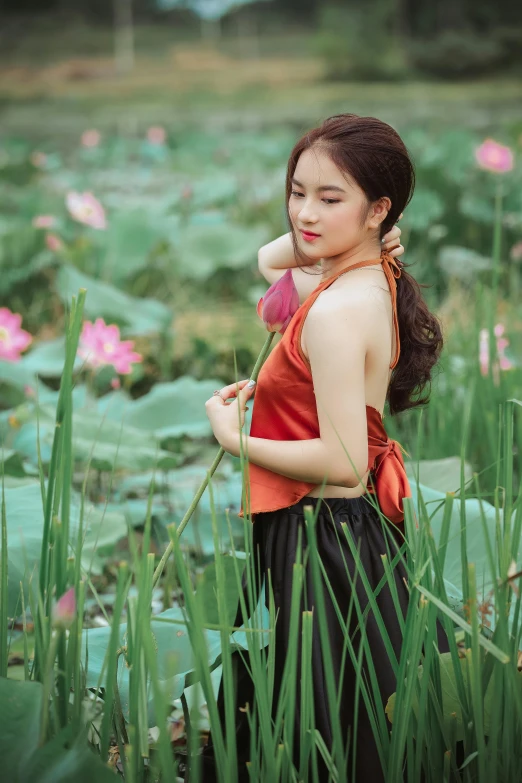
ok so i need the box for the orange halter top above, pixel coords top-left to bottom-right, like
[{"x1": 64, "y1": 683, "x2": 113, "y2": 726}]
[{"x1": 238, "y1": 250, "x2": 412, "y2": 526}]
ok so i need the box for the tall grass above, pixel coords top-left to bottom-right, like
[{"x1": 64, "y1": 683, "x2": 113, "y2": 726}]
[{"x1": 1, "y1": 279, "x2": 521, "y2": 782}]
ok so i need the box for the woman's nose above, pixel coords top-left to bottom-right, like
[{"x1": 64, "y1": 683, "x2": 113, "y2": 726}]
[{"x1": 298, "y1": 202, "x2": 318, "y2": 223}]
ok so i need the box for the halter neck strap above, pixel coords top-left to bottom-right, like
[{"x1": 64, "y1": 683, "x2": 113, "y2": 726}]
[{"x1": 316, "y1": 250, "x2": 402, "y2": 369}]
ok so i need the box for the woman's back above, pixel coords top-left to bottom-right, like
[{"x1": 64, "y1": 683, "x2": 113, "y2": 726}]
[{"x1": 301, "y1": 261, "x2": 398, "y2": 499}]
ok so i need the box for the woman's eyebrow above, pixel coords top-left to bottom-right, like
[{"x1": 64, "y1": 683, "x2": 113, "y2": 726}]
[{"x1": 291, "y1": 177, "x2": 346, "y2": 194}]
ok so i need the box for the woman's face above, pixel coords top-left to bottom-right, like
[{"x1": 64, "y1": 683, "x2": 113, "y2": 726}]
[{"x1": 288, "y1": 146, "x2": 378, "y2": 261}]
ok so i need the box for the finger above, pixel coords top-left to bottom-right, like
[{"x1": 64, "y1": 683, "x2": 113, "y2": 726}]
[
  {"x1": 218, "y1": 379, "x2": 251, "y2": 400},
  {"x1": 382, "y1": 225, "x2": 401, "y2": 245},
  {"x1": 389, "y1": 243, "x2": 404, "y2": 258},
  {"x1": 238, "y1": 381, "x2": 256, "y2": 408}
]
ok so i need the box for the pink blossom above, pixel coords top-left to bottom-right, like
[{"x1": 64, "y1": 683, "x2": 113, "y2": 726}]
[
  {"x1": 110, "y1": 377, "x2": 121, "y2": 390},
  {"x1": 52, "y1": 587, "x2": 76, "y2": 630},
  {"x1": 0, "y1": 308, "x2": 32, "y2": 362},
  {"x1": 499, "y1": 356, "x2": 514, "y2": 371},
  {"x1": 479, "y1": 329, "x2": 489, "y2": 377},
  {"x1": 66, "y1": 191, "x2": 107, "y2": 230},
  {"x1": 479, "y1": 322, "x2": 514, "y2": 384},
  {"x1": 147, "y1": 126, "x2": 167, "y2": 145},
  {"x1": 78, "y1": 318, "x2": 142, "y2": 374},
  {"x1": 32, "y1": 215, "x2": 56, "y2": 229},
  {"x1": 181, "y1": 184, "x2": 193, "y2": 200},
  {"x1": 30, "y1": 151, "x2": 47, "y2": 169},
  {"x1": 256, "y1": 269, "x2": 300, "y2": 335},
  {"x1": 510, "y1": 242, "x2": 522, "y2": 262},
  {"x1": 475, "y1": 139, "x2": 514, "y2": 174},
  {"x1": 24, "y1": 385, "x2": 36, "y2": 398},
  {"x1": 81, "y1": 129, "x2": 101, "y2": 148},
  {"x1": 46, "y1": 233, "x2": 64, "y2": 252}
]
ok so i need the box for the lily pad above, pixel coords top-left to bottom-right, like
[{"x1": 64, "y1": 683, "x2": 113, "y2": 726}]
[
  {"x1": 0, "y1": 677, "x2": 117, "y2": 783},
  {"x1": 438, "y1": 245, "x2": 491, "y2": 282},
  {"x1": 174, "y1": 222, "x2": 271, "y2": 280},
  {"x1": 385, "y1": 650, "x2": 522, "y2": 741},
  {"x1": 97, "y1": 376, "x2": 225, "y2": 440},
  {"x1": 405, "y1": 456, "x2": 473, "y2": 494},
  {"x1": 2, "y1": 483, "x2": 128, "y2": 615},
  {"x1": 55, "y1": 264, "x2": 172, "y2": 337}
]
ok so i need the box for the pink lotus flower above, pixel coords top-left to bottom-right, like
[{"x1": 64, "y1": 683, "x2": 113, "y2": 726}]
[
  {"x1": 510, "y1": 241, "x2": 522, "y2": 262},
  {"x1": 110, "y1": 377, "x2": 121, "y2": 390},
  {"x1": 147, "y1": 126, "x2": 167, "y2": 145},
  {"x1": 0, "y1": 308, "x2": 32, "y2": 362},
  {"x1": 45, "y1": 233, "x2": 64, "y2": 252},
  {"x1": 81, "y1": 129, "x2": 101, "y2": 148},
  {"x1": 78, "y1": 318, "x2": 142, "y2": 374},
  {"x1": 52, "y1": 587, "x2": 76, "y2": 630},
  {"x1": 475, "y1": 139, "x2": 514, "y2": 174},
  {"x1": 30, "y1": 151, "x2": 47, "y2": 169},
  {"x1": 479, "y1": 322, "x2": 514, "y2": 385},
  {"x1": 66, "y1": 191, "x2": 107, "y2": 230},
  {"x1": 32, "y1": 215, "x2": 56, "y2": 229},
  {"x1": 256, "y1": 268, "x2": 300, "y2": 335}
]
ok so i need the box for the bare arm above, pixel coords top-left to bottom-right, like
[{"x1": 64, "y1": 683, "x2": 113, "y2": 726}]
[
  {"x1": 258, "y1": 233, "x2": 322, "y2": 304},
  {"x1": 230, "y1": 296, "x2": 371, "y2": 489}
]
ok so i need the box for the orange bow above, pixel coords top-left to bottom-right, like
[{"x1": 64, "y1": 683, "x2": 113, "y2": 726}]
[{"x1": 367, "y1": 433, "x2": 412, "y2": 526}]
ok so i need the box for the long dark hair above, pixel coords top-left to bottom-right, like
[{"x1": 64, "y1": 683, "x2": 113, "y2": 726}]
[{"x1": 285, "y1": 113, "x2": 444, "y2": 416}]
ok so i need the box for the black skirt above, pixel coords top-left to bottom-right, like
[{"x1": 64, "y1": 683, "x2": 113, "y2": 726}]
[{"x1": 199, "y1": 495, "x2": 452, "y2": 782}]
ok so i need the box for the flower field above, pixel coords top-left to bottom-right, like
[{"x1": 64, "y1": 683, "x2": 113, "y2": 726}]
[{"x1": 1, "y1": 76, "x2": 522, "y2": 781}]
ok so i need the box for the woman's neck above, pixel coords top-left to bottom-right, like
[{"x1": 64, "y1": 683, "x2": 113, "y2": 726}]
[{"x1": 320, "y1": 240, "x2": 382, "y2": 282}]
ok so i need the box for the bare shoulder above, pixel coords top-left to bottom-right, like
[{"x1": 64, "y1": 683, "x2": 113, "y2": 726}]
[
  {"x1": 308, "y1": 277, "x2": 389, "y2": 323},
  {"x1": 302, "y1": 279, "x2": 390, "y2": 357}
]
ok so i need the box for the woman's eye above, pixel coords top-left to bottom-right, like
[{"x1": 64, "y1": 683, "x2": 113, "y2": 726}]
[{"x1": 290, "y1": 190, "x2": 339, "y2": 205}]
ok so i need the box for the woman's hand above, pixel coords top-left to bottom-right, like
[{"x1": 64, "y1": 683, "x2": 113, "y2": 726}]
[
  {"x1": 381, "y1": 213, "x2": 404, "y2": 257},
  {"x1": 205, "y1": 379, "x2": 256, "y2": 456}
]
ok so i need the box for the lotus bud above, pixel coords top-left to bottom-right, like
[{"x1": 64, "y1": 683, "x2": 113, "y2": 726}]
[
  {"x1": 52, "y1": 587, "x2": 76, "y2": 630},
  {"x1": 256, "y1": 269, "x2": 300, "y2": 335}
]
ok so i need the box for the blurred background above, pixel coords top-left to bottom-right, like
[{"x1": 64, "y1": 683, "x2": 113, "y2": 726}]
[{"x1": 1, "y1": 0, "x2": 522, "y2": 501}]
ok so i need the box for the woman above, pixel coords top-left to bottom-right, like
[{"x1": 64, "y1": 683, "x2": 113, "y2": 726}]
[{"x1": 199, "y1": 114, "x2": 448, "y2": 782}]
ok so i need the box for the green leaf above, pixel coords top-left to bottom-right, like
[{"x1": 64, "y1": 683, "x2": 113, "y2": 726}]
[
  {"x1": 385, "y1": 651, "x2": 522, "y2": 740},
  {"x1": 16, "y1": 336, "x2": 84, "y2": 378},
  {"x1": 98, "y1": 376, "x2": 225, "y2": 439},
  {"x1": 1, "y1": 484, "x2": 127, "y2": 615},
  {"x1": 82, "y1": 596, "x2": 270, "y2": 725},
  {"x1": 12, "y1": 403, "x2": 182, "y2": 472},
  {"x1": 405, "y1": 456, "x2": 473, "y2": 494},
  {"x1": 195, "y1": 554, "x2": 246, "y2": 626},
  {"x1": 459, "y1": 193, "x2": 495, "y2": 224},
  {"x1": 438, "y1": 245, "x2": 492, "y2": 282},
  {"x1": 0, "y1": 677, "x2": 42, "y2": 778},
  {"x1": 402, "y1": 188, "x2": 445, "y2": 232},
  {"x1": 0, "y1": 360, "x2": 38, "y2": 392},
  {"x1": 409, "y1": 481, "x2": 521, "y2": 628},
  {"x1": 174, "y1": 222, "x2": 271, "y2": 280},
  {"x1": 0, "y1": 678, "x2": 117, "y2": 783},
  {"x1": 101, "y1": 210, "x2": 168, "y2": 284},
  {"x1": 55, "y1": 264, "x2": 172, "y2": 336},
  {"x1": 0, "y1": 450, "x2": 27, "y2": 478}
]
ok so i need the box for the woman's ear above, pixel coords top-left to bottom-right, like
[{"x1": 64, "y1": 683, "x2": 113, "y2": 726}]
[{"x1": 368, "y1": 196, "x2": 391, "y2": 230}]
